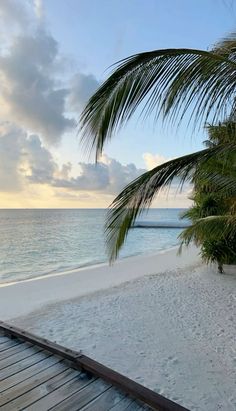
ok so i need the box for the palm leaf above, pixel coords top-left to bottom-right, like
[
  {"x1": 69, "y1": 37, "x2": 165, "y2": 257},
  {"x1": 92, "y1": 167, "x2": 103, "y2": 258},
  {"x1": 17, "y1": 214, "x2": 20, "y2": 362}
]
[
  {"x1": 80, "y1": 34, "x2": 236, "y2": 159},
  {"x1": 179, "y1": 215, "x2": 236, "y2": 247},
  {"x1": 105, "y1": 143, "x2": 236, "y2": 261},
  {"x1": 201, "y1": 172, "x2": 236, "y2": 196}
]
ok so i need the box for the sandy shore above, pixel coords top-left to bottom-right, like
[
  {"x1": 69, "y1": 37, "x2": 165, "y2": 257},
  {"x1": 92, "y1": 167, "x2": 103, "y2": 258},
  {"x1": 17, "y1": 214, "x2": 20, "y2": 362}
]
[
  {"x1": 0, "y1": 245, "x2": 199, "y2": 320},
  {"x1": 1, "y1": 246, "x2": 236, "y2": 411}
]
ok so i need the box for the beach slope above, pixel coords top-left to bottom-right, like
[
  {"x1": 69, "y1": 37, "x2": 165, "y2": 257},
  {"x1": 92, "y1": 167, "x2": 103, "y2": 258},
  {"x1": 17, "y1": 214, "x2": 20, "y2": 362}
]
[{"x1": 0, "y1": 245, "x2": 199, "y2": 320}]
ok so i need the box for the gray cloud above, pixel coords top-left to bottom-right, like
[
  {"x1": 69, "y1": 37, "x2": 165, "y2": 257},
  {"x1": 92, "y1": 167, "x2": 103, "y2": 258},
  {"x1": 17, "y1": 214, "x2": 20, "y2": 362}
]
[
  {"x1": 52, "y1": 155, "x2": 145, "y2": 194},
  {"x1": 104, "y1": 157, "x2": 144, "y2": 194},
  {"x1": 24, "y1": 134, "x2": 57, "y2": 183},
  {"x1": 0, "y1": 0, "x2": 101, "y2": 146},
  {"x1": 56, "y1": 163, "x2": 72, "y2": 180},
  {"x1": 0, "y1": 30, "x2": 75, "y2": 144},
  {"x1": 0, "y1": 123, "x2": 24, "y2": 191},
  {"x1": 0, "y1": 0, "x2": 30, "y2": 30},
  {"x1": 0, "y1": 123, "x2": 144, "y2": 196},
  {"x1": 0, "y1": 123, "x2": 191, "y2": 210},
  {"x1": 53, "y1": 162, "x2": 109, "y2": 191},
  {"x1": 0, "y1": 123, "x2": 59, "y2": 191},
  {"x1": 68, "y1": 73, "x2": 100, "y2": 112}
]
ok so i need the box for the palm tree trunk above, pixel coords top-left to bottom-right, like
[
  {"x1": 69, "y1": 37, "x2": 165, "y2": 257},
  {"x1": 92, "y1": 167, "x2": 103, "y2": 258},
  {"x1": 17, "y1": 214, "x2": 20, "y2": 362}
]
[{"x1": 218, "y1": 263, "x2": 224, "y2": 274}]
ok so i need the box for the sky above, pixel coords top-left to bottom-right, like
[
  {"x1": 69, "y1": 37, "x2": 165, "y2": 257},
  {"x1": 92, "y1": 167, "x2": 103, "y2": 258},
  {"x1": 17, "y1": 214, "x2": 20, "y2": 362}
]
[{"x1": 0, "y1": 0, "x2": 235, "y2": 208}]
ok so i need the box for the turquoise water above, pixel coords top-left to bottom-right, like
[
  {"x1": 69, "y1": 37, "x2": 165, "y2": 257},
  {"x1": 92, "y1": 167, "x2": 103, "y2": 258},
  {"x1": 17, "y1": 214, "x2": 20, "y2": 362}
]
[{"x1": 0, "y1": 208, "x2": 186, "y2": 284}]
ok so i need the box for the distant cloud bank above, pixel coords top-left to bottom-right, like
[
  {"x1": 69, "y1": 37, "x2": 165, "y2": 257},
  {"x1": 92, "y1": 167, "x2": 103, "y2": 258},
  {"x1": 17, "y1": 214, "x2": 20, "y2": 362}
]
[{"x1": 0, "y1": 123, "x2": 145, "y2": 196}]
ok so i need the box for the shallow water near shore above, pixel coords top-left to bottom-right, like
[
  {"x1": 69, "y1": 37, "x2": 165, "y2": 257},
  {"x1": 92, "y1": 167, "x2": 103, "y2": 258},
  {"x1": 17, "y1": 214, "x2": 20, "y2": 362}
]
[{"x1": 0, "y1": 208, "x2": 186, "y2": 283}]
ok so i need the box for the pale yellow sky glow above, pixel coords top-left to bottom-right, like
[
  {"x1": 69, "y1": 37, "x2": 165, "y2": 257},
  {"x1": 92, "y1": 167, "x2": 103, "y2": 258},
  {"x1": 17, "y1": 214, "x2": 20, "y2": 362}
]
[{"x1": 0, "y1": 184, "x2": 192, "y2": 209}]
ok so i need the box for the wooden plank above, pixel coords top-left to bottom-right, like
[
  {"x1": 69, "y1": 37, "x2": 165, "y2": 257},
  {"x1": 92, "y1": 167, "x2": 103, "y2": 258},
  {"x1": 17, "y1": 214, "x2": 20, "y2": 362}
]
[
  {"x1": 107, "y1": 396, "x2": 135, "y2": 410},
  {"x1": 81, "y1": 394, "x2": 150, "y2": 411},
  {"x1": 0, "y1": 340, "x2": 22, "y2": 353},
  {"x1": 0, "y1": 350, "x2": 51, "y2": 380},
  {"x1": 77, "y1": 356, "x2": 189, "y2": 411},
  {"x1": 0, "y1": 341, "x2": 32, "y2": 361},
  {"x1": 2, "y1": 369, "x2": 81, "y2": 411},
  {"x1": 0, "y1": 361, "x2": 69, "y2": 407},
  {"x1": 0, "y1": 345, "x2": 43, "y2": 371},
  {"x1": 0, "y1": 322, "x2": 83, "y2": 364},
  {"x1": 0, "y1": 337, "x2": 10, "y2": 344},
  {"x1": 0, "y1": 355, "x2": 61, "y2": 393},
  {"x1": 1, "y1": 369, "x2": 78, "y2": 411},
  {"x1": 25, "y1": 372, "x2": 96, "y2": 411},
  {"x1": 0, "y1": 322, "x2": 190, "y2": 411},
  {"x1": 50, "y1": 379, "x2": 111, "y2": 411},
  {"x1": 125, "y1": 402, "x2": 150, "y2": 410},
  {"x1": 74, "y1": 386, "x2": 125, "y2": 411}
]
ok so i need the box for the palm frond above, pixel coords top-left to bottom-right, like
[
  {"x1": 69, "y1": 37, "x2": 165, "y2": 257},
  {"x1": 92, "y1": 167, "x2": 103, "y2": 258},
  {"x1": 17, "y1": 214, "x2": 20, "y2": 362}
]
[
  {"x1": 179, "y1": 215, "x2": 236, "y2": 247},
  {"x1": 105, "y1": 144, "x2": 235, "y2": 261},
  {"x1": 80, "y1": 34, "x2": 236, "y2": 159},
  {"x1": 193, "y1": 148, "x2": 236, "y2": 196},
  {"x1": 213, "y1": 31, "x2": 236, "y2": 58},
  {"x1": 181, "y1": 192, "x2": 229, "y2": 221},
  {"x1": 179, "y1": 214, "x2": 236, "y2": 267},
  {"x1": 201, "y1": 172, "x2": 236, "y2": 196}
]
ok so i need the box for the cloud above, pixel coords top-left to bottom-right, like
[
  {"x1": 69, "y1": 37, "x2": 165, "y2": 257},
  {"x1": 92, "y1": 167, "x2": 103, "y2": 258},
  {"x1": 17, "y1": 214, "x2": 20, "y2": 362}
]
[
  {"x1": 0, "y1": 123, "x2": 24, "y2": 191},
  {"x1": 0, "y1": 124, "x2": 192, "y2": 208},
  {"x1": 0, "y1": 0, "x2": 30, "y2": 30},
  {"x1": 0, "y1": 30, "x2": 75, "y2": 144},
  {"x1": 34, "y1": 0, "x2": 44, "y2": 20},
  {"x1": 0, "y1": 122, "x2": 58, "y2": 190},
  {"x1": 100, "y1": 154, "x2": 145, "y2": 193},
  {"x1": 54, "y1": 162, "x2": 72, "y2": 180},
  {"x1": 68, "y1": 73, "x2": 100, "y2": 112},
  {"x1": 0, "y1": 124, "x2": 145, "y2": 196},
  {"x1": 0, "y1": 0, "x2": 100, "y2": 146},
  {"x1": 143, "y1": 152, "x2": 171, "y2": 170},
  {"x1": 24, "y1": 134, "x2": 57, "y2": 183},
  {"x1": 0, "y1": 2, "x2": 191, "y2": 209},
  {"x1": 52, "y1": 154, "x2": 145, "y2": 194},
  {"x1": 53, "y1": 162, "x2": 109, "y2": 191}
]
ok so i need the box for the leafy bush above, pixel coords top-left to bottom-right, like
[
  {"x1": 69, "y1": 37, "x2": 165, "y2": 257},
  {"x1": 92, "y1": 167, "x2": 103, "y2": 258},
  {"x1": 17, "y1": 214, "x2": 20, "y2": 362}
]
[
  {"x1": 180, "y1": 121, "x2": 236, "y2": 273},
  {"x1": 201, "y1": 239, "x2": 236, "y2": 273}
]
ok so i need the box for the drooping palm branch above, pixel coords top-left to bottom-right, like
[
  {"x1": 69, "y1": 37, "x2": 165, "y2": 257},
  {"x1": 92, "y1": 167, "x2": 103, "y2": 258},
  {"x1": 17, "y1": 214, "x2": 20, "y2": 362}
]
[
  {"x1": 105, "y1": 143, "x2": 236, "y2": 261},
  {"x1": 179, "y1": 215, "x2": 236, "y2": 248},
  {"x1": 80, "y1": 33, "x2": 236, "y2": 261},
  {"x1": 81, "y1": 33, "x2": 236, "y2": 160}
]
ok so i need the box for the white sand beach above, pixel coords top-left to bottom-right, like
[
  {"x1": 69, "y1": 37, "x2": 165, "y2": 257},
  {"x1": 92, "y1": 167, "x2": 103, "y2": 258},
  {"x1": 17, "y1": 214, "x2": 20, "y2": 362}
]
[
  {"x1": 0, "y1": 245, "x2": 199, "y2": 320},
  {"x1": 0, "y1": 246, "x2": 236, "y2": 411}
]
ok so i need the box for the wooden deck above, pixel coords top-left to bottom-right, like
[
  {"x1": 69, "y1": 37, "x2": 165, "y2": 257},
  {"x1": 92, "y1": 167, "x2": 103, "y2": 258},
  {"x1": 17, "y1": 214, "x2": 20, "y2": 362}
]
[{"x1": 0, "y1": 322, "x2": 190, "y2": 411}]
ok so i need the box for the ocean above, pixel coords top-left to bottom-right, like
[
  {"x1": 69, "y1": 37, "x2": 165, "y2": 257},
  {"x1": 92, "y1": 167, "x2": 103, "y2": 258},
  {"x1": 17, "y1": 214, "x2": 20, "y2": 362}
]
[{"x1": 0, "y1": 208, "x2": 187, "y2": 284}]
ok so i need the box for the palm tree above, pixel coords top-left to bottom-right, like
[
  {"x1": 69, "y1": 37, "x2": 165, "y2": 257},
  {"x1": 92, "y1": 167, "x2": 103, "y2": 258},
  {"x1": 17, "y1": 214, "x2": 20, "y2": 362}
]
[
  {"x1": 80, "y1": 33, "x2": 236, "y2": 261},
  {"x1": 180, "y1": 122, "x2": 236, "y2": 273}
]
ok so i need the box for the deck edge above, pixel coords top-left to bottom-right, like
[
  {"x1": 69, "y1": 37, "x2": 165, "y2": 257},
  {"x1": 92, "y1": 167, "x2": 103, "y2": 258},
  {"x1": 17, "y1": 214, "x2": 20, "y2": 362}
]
[{"x1": 0, "y1": 321, "x2": 190, "y2": 411}]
